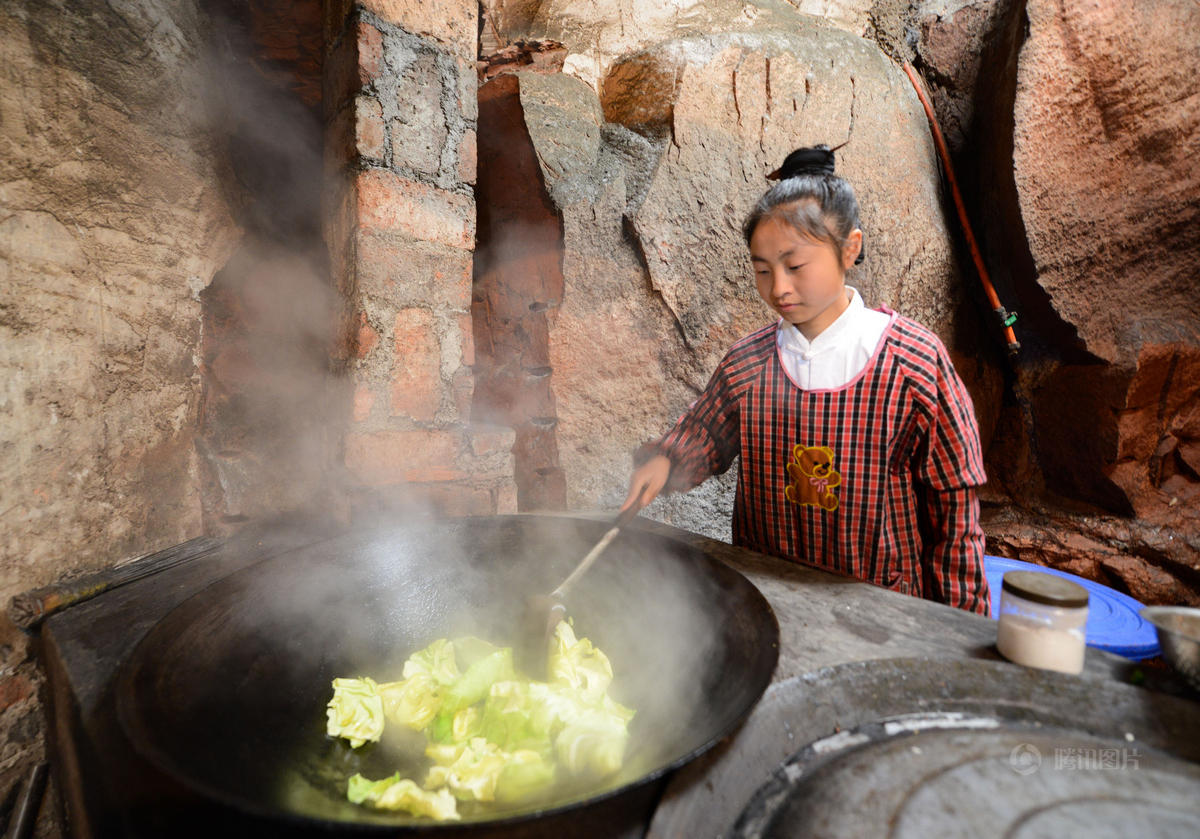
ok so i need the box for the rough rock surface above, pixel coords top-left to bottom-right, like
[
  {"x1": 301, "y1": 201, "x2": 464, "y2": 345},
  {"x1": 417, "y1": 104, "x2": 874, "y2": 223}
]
[
  {"x1": 913, "y1": 0, "x2": 1200, "y2": 604},
  {"x1": 1004, "y1": 0, "x2": 1200, "y2": 530},
  {"x1": 512, "y1": 69, "x2": 740, "y2": 536},
  {"x1": 916, "y1": 0, "x2": 1021, "y2": 154},
  {"x1": 484, "y1": 0, "x2": 875, "y2": 91},
  {"x1": 0, "y1": 1, "x2": 240, "y2": 601},
  {"x1": 0, "y1": 2, "x2": 243, "y2": 833},
  {"x1": 983, "y1": 504, "x2": 1200, "y2": 608},
  {"x1": 1004, "y1": 0, "x2": 1200, "y2": 523},
  {"x1": 1013, "y1": 0, "x2": 1200, "y2": 367},
  {"x1": 509, "y1": 18, "x2": 1002, "y2": 538}
]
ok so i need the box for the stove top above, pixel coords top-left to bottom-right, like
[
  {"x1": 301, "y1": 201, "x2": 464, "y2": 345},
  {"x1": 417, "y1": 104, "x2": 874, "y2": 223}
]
[
  {"x1": 36, "y1": 517, "x2": 1197, "y2": 838},
  {"x1": 649, "y1": 658, "x2": 1200, "y2": 838}
]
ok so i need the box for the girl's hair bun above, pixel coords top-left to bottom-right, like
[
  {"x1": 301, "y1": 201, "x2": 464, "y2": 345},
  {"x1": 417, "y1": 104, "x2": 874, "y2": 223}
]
[
  {"x1": 747, "y1": 141, "x2": 862, "y2": 264},
  {"x1": 766, "y1": 143, "x2": 846, "y2": 181}
]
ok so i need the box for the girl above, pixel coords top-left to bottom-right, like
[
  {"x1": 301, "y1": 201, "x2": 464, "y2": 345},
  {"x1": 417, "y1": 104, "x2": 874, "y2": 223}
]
[{"x1": 622, "y1": 145, "x2": 990, "y2": 615}]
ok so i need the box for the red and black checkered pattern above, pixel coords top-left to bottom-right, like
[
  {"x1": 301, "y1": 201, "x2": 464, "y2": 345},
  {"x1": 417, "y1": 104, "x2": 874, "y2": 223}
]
[{"x1": 643, "y1": 312, "x2": 991, "y2": 615}]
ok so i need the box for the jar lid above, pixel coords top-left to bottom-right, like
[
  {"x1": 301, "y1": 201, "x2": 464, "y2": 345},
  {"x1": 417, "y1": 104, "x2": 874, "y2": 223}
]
[{"x1": 1002, "y1": 570, "x2": 1089, "y2": 608}]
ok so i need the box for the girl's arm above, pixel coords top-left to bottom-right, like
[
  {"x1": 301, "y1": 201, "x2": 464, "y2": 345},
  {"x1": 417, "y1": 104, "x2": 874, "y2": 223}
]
[
  {"x1": 916, "y1": 343, "x2": 992, "y2": 616},
  {"x1": 921, "y1": 485, "x2": 989, "y2": 615},
  {"x1": 622, "y1": 361, "x2": 742, "y2": 509},
  {"x1": 622, "y1": 454, "x2": 671, "y2": 512}
]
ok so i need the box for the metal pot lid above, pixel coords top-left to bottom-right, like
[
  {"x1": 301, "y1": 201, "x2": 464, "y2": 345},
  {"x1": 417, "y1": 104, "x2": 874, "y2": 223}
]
[{"x1": 733, "y1": 714, "x2": 1200, "y2": 838}]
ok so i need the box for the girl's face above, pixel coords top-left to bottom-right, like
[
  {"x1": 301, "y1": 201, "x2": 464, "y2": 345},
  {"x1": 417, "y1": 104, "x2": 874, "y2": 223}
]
[{"x1": 749, "y1": 215, "x2": 862, "y2": 340}]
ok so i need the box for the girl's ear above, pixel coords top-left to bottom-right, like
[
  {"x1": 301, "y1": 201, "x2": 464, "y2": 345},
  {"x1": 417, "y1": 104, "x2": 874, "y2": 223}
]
[{"x1": 841, "y1": 229, "x2": 863, "y2": 270}]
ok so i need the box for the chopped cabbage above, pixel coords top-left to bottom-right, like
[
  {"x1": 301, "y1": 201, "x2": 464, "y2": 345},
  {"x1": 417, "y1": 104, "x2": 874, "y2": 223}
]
[
  {"x1": 425, "y1": 737, "x2": 507, "y2": 801},
  {"x1": 424, "y1": 738, "x2": 555, "y2": 803},
  {"x1": 548, "y1": 621, "x2": 614, "y2": 702},
  {"x1": 481, "y1": 679, "x2": 633, "y2": 777},
  {"x1": 555, "y1": 708, "x2": 630, "y2": 776},
  {"x1": 347, "y1": 773, "x2": 459, "y2": 820},
  {"x1": 401, "y1": 638, "x2": 459, "y2": 685},
  {"x1": 478, "y1": 681, "x2": 556, "y2": 753},
  {"x1": 450, "y1": 705, "x2": 482, "y2": 742},
  {"x1": 494, "y1": 746, "x2": 556, "y2": 803},
  {"x1": 452, "y1": 636, "x2": 503, "y2": 669},
  {"x1": 377, "y1": 672, "x2": 442, "y2": 731},
  {"x1": 327, "y1": 622, "x2": 633, "y2": 821},
  {"x1": 441, "y1": 647, "x2": 515, "y2": 714},
  {"x1": 325, "y1": 677, "x2": 384, "y2": 748},
  {"x1": 427, "y1": 709, "x2": 454, "y2": 744},
  {"x1": 480, "y1": 680, "x2": 631, "y2": 755}
]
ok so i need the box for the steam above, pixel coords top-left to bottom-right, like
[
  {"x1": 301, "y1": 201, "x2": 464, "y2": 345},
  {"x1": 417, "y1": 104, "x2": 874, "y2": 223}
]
[{"x1": 194, "y1": 8, "x2": 349, "y2": 528}]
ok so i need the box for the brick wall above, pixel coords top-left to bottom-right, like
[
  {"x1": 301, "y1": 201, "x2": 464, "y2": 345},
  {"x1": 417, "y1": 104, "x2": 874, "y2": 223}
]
[{"x1": 323, "y1": 0, "x2": 517, "y2": 515}]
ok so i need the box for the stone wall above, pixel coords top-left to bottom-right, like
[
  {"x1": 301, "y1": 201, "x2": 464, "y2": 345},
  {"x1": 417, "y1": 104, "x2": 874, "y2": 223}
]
[
  {"x1": 0, "y1": 0, "x2": 238, "y2": 619},
  {"x1": 474, "y1": 72, "x2": 568, "y2": 511},
  {"x1": 195, "y1": 0, "x2": 345, "y2": 529},
  {"x1": 0, "y1": 0, "x2": 243, "y2": 825}
]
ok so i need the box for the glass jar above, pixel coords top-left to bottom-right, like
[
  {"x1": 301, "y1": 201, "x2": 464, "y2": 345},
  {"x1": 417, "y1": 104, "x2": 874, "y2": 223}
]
[{"x1": 996, "y1": 570, "x2": 1089, "y2": 675}]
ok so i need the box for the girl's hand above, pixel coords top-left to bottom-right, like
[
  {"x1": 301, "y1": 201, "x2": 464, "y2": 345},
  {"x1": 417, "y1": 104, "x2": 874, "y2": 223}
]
[{"x1": 622, "y1": 455, "x2": 671, "y2": 513}]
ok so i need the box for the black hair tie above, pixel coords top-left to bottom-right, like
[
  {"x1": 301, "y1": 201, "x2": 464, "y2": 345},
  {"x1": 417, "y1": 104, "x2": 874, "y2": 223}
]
[{"x1": 766, "y1": 142, "x2": 848, "y2": 181}]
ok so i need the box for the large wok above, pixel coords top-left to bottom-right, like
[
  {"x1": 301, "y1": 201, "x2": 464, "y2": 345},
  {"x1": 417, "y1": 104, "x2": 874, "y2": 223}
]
[{"x1": 116, "y1": 515, "x2": 779, "y2": 834}]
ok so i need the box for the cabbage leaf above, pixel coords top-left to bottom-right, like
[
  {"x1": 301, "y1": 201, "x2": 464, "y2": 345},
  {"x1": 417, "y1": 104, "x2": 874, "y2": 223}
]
[
  {"x1": 425, "y1": 738, "x2": 555, "y2": 803},
  {"x1": 347, "y1": 773, "x2": 459, "y2": 820},
  {"x1": 548, "y1": 621, "x2": 614, "y2": 702},
  {"x1": 425, "y1": 738, "x2": 507, "y2": 801},
  {"x1": 330, "y1": 622, "x2": 633, "y2": 821},
  {"x1": 326, "y1": 677, "x2": 384, "y2": 748},
  {"x1": 441, "y1": 647, "x2": 515, "y2": 715},
  {"x1": 555, "y1": 707, "x2": 630, "y2": 776},
  {"x1": 401, "y1": 638, "x2": 459, "y2": 685},
  {"x1": 377, "y1": 673, "x2": 442, "y2": 731}
]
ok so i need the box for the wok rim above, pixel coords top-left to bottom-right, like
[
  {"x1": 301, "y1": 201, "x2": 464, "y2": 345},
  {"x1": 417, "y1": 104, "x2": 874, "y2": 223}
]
[{"x1": 115, "y1": 514, "x2": 781, "y2": 832}]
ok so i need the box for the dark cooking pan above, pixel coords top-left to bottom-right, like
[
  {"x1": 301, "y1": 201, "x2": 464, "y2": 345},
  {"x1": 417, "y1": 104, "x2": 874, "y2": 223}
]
[{"x1": 116, "y1": 515, "x2": 779, "y2": 834}]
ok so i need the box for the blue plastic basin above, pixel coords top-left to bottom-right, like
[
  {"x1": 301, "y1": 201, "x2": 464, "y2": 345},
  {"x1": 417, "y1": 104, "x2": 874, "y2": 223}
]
[{"x1": 984, "y1": 555, "x2": 1161, "y2": 660}]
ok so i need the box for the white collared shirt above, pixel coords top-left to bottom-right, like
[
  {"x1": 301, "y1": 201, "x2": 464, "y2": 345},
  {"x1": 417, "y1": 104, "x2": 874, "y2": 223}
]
[{"x1": 775, "y1": 287, "x2": 892, "y2": 390}]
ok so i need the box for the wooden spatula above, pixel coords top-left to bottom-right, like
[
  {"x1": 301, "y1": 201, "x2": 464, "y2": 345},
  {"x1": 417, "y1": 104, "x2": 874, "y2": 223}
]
[{"x1": 517, "y1": 495, "x2": 646, "y2": 678}]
